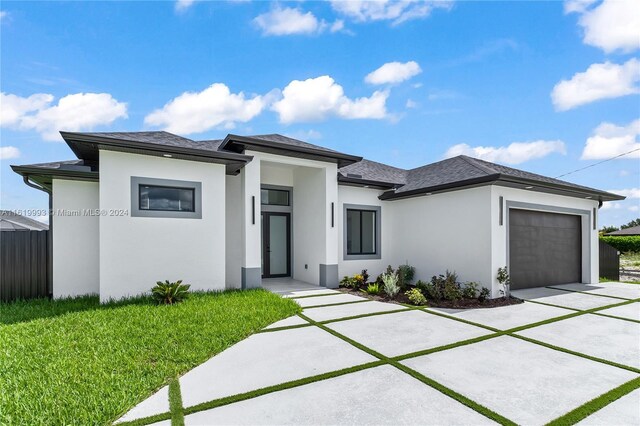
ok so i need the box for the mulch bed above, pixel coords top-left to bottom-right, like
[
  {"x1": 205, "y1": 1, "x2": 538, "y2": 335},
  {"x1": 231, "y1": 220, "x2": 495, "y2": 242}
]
[{"x1": 338, "y1": 287, "x2": 523, "y2": 309}]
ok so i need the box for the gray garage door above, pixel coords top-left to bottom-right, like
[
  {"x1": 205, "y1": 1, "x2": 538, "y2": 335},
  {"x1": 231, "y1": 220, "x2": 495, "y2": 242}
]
[{"x1": 509, "y1": 209, "x2": 582, "y2": 290}]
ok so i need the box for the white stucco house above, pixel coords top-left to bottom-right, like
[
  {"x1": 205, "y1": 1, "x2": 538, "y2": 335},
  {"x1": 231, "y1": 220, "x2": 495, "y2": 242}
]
[{"x1": 12, "y1": 131, "x2": 623, "y2": 302}]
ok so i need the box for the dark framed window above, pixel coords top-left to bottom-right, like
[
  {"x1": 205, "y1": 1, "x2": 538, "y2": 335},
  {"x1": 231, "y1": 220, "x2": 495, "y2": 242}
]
[
  {"x1": 139, "y1": 185, "x2": 195, "y2": 212},
  {"x1": 346, "y1": 209, "x2": 377, "y2": 255},
  {"x1": 261, "y1": 189, "x2": 289, "y2": 206}
]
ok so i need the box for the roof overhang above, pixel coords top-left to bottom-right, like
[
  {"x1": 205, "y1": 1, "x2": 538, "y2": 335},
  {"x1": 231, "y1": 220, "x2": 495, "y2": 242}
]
[
  {"x1": 60, "y1": 131, "x2": 252, "y2": 175},
  {"x1": 11, "y1": 164, "x2": 99, "y2": 193},
  {"x1": 220, "y1": 134, "x2": 362, "y2": 168},
  {"x1": 337, "y1": 174, "x2": 403, "y2": 190},
  {"x1": 379, "y1": 174, "x2": 625, "y2": 202}
]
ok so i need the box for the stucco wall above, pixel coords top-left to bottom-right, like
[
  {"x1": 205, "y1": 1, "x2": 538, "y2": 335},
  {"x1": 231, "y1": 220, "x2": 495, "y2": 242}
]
[
  {"x1": 225, "y1": 175, "x2": 242, "y2": 289},
  {"x1": 99, "y1": 150, "x2": 226, "y2": 301},
  {"x1": 292, "y1": 166, "x2": 326, "y2": 284},
  {"x1": 387, "y1": 186, "x2": 493, "y2": 290},
  {"x1": 490, "y1": 186, "x2": 600, "y2": 293},
  {"x1": 261, "y1": 163, "x2": 294, "y2": 187},
  {"x1": 337, "y1": 185, "x2": 389, "y2": 279},
  {"x1": 52, "y1": 179, "x2": 100, "y2": 298}
]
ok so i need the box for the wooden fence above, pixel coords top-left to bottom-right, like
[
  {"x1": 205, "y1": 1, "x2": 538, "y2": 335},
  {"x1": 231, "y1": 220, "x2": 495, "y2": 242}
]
[
  {"x1": 599, "y1": 240, "x2": 620, "y2": 281},
  {"x1": 0, "y1": 230, "x2": 50, "y2": 302}
]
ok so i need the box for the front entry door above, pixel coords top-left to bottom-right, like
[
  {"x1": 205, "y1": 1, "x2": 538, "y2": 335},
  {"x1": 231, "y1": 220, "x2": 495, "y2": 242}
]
[{"x1": 261, "y1": 212, "x2": 291, "y2": 278}]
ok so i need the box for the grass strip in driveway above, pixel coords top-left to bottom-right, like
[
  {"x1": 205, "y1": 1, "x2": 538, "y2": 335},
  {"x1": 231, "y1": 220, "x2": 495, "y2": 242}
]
[
  {"x1": 0, "y1": 290, "x2": 300, "y2": 426},
  {"x1": 545, "y1": 286, "x2": 633, "y2": 300},
  {"x1": 509, "y1": 334, "x2": 640, "y2": 374},
  {"x1": 169, "y1": 378, "x2": 184, "y2": 426},
  {"x1": 546, "y1": 376, "x2": 640, "y2": 426},
  {"x1": 289, "y1": 293, "x2": 341, "y2": 300},
  {"x1": 301, "y1": 299, "x2": 372, "y2": 309},
  {"x1": 298, "y1": 313, "x2": 517, "y2": 426},
  {"x1": 119, "y1": 360, "x2": 386, "y2": 426}
]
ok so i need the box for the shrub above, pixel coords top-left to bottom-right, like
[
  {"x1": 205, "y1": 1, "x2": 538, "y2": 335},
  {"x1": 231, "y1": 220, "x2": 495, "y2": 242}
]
[
  {"x1": 405, "y1": 288, "x2": 427, "y2": 305},
  {"x1": 600, "y1": 236, "x2": 640, "y2": 253},
  {"x1": 363, "y1": 282, "x2": 380, "y2": 295},
  {"x1": 361, "y1": 269, "x2": 370, "y2": 284},
  {"x1": 461, "y1": 282, "x2": 479, "y2": 299},
  {"x1": 397, "y1": 263, "x2": 416, "y2": 288},
  {"x1": 417, "y1": 279, "x2": 439, "y2": 300},
  {"x1": 443, "y1": 280, "x2": 462, "y2": 301},
  {"x1": 497, "y1": 266, "x2": 511, "y2": 298},
  {"x1": 151, "y1": 280, "x2": 190, "y2": 305},
  {"x1": 376, "y1": 265, "x2": 396, "y2": 286},
  {"x1": 340, "y1": 274, "x2": 363, "y2": 289},
  {"x1": 478, "y1": 287, "x2": 491, "y2": 302},
  {"x1": 381, "y1": 271, "x2": 400, "y2": 297}
]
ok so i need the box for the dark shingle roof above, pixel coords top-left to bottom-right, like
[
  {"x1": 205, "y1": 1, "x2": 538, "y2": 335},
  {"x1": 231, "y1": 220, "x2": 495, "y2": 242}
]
[
  {"x1": 0, "y1": 210, "x2": 48, "y2": 231},
  {"x1": 15, "y1": 130, "x2": 622, "y2": 201},
  {"x1": 83, "y1": 131, "x2": 223, "y2": 152},
  {"x1": 247, "y1": 134, "x2": 342, "y2": 155},
  {"x1": 339, "y1": 159, "x2": 407, "y2": 186},
  {"x1": 605, "y1": 225, "x2": 640, "y2": 236}
]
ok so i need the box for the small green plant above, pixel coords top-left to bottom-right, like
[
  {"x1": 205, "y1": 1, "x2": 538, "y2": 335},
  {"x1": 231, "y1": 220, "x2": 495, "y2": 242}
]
[
  {"x1": 360, "y1": 269, "x2": 370, "y2": 284},
  {"x1": 478, "y1": 287, "x2": 491, "y2": 302},
  {"x1": 405, "y1": 287, "x2": 427, "y2": 305},
  {"x1": 151, "y1": 280, "x2": 190, "y2": 305},
  {"x1": 341, "y1": 273, "x2": 365, "y2": 289},
  {"x1": 417, "y1": 279, "x2": 440, "y2": 300},
  {"x1": 381, "y1": 271, "x2": 400, "y2": 297},
  {"x1": 497, "y1": 266, "x2": 511, "y2": 298},
  {"x1": 376, "y1": 265, "x2": 396, "y2": 286},
  {"x1": 461, "y1": 282, "x2": 479, "y2": 299},
  {"x1": 443, "y1": 280, "x2": 462, "y2": 301},
  {"x1": 397, "y1": 263, "x2": 416, "y2": 288},
  {"x1": 362, "y1": 282, "x2": 380, "y2": 295}
]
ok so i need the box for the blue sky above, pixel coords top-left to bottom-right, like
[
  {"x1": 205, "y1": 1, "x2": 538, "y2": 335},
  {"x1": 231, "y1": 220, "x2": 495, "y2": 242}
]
[{"x1": 1, "y1": 0, "x2": 638, "y2": 226}]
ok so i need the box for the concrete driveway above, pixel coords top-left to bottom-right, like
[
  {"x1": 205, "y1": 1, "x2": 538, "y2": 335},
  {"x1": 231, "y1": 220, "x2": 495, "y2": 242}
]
[{"x1": 117, "y1": 282, "x2": 640, "y2": 426}]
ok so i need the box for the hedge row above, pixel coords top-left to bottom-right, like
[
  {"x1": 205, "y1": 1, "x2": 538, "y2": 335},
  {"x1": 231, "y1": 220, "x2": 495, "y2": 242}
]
[{"x1": 599, "y1": 235, "x2": 640, "y2": 253}]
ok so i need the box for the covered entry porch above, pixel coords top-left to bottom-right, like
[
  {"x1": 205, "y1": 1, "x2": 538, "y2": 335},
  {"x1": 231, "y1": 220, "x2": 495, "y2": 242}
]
[{"x1": 225, "y1": 150, "x2": 343, "y2": 291}]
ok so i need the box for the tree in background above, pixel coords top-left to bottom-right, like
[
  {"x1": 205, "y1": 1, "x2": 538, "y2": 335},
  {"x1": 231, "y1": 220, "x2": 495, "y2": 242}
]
[
  {"x1": 621, "y1": 218, "x2": 640, "y2": 229},
  {"x1": 600, "y1": 225, "x2": 619, "y2": 234}
]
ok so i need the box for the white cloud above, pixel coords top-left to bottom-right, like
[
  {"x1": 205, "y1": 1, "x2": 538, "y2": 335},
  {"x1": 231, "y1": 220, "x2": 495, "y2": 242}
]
[
  {"x1": 1, "y1": 92, "x2": 127, "y2": 141},
  {"x1": 175, "y1": 0, "x2": 195, "y2": 12},
  {"x1": 0, "y1": 146, "x2": 20, "y2": 160},
  {"x1": 272, "y1": 75, "x2": 389, "y2": 123},
  {"x1": 566, "y1": 0, "x2": 640, "y2": 53},
  {"x1": 564, "y1": 0, "x2": 597, "y2": 14},
  {"x1": 330, "y1": 0, "x2": 452, "y2": 26},
  {"x1": 551, "y1": 58, "x2": 640, "y2": 111},
  {"x1": 365, "y1": 61, "x2": 422, "y2": 85},
  {"x1": 444, "y1": 140, "x2": 567, "y2": 165},
  {"x1": 600, "y1": 201, "x2": 622, "y2": 210},
  {"x1": 581, "y1": 119, "x2": 640, "y2": 160},
  {"x1": 145, "y1": 83, "x2": 267, "y2": 134},
  {"x1": 606, "y1": 188, "x2": 640, "y2": 199},
  {"x1": 0, "y1": 11, "x2": 7, "y2": 21},
  {"x1": 405, "y1": 99, "x2": 418, "y2": 108},
  {"x1": 629, "y1": 205, "x2": 639, "y2": 212},
  {"x1": 253, "y1": 6, "x2": 344, "y2": 36}
]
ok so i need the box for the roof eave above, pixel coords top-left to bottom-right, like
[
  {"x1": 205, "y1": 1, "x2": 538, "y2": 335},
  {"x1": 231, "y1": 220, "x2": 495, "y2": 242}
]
[
  {"x1": 496, "y1": 175, "x2": 626, "y2": 202},
  {"x1": 60, "y1": 131, "x2": 253, "y2": 174},
  {"x1": 222, "y1": 134, "x2": 363, "y2": 168},
  {"x1": 337, "y1": 175, "x2": 403, "y2": 190}
]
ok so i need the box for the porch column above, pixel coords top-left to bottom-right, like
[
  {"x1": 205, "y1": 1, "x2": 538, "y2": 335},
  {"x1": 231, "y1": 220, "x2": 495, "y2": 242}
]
[
  {"x1": 240, "y1": 157, "x2": 261, "y2": 289},
  {"x1": 320, "y1": 164, "x2": 340, "y2": 288}
]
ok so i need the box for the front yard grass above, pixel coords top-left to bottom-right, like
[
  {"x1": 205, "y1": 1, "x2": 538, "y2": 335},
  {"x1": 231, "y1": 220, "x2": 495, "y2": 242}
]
[{"x1": 0, "y1": 289, "x2": 300, "y2": 426}]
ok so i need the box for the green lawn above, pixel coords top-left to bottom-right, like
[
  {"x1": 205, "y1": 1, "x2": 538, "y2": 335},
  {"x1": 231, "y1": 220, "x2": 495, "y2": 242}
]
[{"x1": 0, "y1": 290, "x2": 300, "y2": 426}]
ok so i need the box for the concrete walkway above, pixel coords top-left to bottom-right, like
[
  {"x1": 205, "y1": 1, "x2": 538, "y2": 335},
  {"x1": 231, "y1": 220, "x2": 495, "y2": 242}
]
[{"x1": 117, "y1": 282, "x2": 640, "y2": 426}]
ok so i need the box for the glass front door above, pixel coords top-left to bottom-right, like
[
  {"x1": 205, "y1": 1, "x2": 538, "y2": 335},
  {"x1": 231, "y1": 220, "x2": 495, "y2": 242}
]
[{"x1": 261, "y1": 212, "x2": 291, "y2": 278}]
